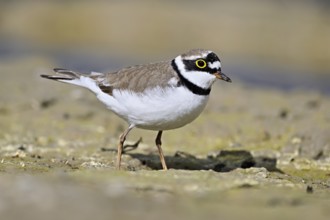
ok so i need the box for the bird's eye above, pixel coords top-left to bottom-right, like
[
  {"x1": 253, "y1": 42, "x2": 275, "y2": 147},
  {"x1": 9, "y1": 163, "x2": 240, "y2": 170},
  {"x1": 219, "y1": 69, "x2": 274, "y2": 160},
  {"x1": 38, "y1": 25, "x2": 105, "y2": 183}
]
[{"x1": 195, "y1": 59, "x2": 207, "y2": 69}]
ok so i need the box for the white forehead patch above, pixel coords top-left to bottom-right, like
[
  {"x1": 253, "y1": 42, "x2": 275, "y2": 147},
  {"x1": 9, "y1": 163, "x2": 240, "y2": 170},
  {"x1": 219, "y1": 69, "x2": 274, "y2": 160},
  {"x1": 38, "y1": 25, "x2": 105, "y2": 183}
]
[
  {"x1": 184, "y1": 52, "x2": 209, "y2": 60},
  {"x1": 208, "y1": 61, "x2": 221, "y2": 69}
]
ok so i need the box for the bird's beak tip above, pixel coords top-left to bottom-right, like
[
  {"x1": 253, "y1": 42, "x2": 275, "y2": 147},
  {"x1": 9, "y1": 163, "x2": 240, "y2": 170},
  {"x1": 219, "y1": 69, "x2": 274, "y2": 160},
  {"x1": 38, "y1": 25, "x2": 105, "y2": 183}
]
[{"x1": 214, "y1": 72, "x2": 232, "y2": 83}]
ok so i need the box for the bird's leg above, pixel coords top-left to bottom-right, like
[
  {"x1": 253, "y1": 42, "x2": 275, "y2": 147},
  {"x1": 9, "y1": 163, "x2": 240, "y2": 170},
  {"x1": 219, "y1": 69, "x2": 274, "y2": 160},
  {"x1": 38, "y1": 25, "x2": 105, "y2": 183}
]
[
  {"x1": 155, "y1": 131, "x2": 168, "y2": 170},
  {"x1": 123, "y1": 137, "x2": 142, "y2": 153},
  {"x1": 116, "y1": 125, "x2": 134, "y2": 170}
]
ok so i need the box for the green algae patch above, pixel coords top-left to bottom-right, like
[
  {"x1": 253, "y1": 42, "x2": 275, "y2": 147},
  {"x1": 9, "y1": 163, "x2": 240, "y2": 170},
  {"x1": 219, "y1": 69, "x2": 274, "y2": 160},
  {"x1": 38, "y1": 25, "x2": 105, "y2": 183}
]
[{"x1": 282, "y1": 167, "x2": 330, "y2": 183}]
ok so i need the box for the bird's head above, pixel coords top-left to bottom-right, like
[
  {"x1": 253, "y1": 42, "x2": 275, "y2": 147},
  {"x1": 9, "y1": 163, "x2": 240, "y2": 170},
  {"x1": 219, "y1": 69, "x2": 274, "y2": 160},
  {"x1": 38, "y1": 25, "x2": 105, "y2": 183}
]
[{"x1": 172, "y1": 49, "x2": 231, "y2": 90}]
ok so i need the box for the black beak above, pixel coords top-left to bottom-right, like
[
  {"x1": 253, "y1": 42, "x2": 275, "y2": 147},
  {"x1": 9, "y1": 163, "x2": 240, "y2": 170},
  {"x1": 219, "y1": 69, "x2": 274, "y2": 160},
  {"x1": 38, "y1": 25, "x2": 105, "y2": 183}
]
[{"x1": 214, "y1": 71, "x2": 232, "y2": 82}]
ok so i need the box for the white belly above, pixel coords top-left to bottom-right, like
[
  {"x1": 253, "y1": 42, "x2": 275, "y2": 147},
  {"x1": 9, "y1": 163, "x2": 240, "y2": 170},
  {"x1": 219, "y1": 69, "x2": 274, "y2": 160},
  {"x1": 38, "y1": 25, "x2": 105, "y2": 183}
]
[{"x1": 97, "y1": 86, "x2": 209, "y2": 130}]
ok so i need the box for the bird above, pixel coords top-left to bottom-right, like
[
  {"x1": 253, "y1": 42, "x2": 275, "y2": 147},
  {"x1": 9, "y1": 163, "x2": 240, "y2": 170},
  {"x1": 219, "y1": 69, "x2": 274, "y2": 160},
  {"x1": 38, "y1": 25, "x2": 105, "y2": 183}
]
[{"x1": 40, "y1": 49, "x2": 231, "y2": 170}]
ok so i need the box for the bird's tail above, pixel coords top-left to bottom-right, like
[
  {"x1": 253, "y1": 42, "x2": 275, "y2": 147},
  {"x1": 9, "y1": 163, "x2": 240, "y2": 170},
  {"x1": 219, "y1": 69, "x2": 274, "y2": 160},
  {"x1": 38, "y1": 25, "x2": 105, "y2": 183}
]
[
  {"x1": 40, "y1": 68, "x2": 106, "y2": 94},
  {"x1": 40, "y1": 68, "x2": 82, "y2": 81}
]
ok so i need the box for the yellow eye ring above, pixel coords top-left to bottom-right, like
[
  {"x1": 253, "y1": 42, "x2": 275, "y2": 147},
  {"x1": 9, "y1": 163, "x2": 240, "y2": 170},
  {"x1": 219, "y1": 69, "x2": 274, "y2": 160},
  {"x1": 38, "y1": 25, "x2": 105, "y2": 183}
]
[{"x1": 195, "y1": 59, "x2": 207, "y2": 69}]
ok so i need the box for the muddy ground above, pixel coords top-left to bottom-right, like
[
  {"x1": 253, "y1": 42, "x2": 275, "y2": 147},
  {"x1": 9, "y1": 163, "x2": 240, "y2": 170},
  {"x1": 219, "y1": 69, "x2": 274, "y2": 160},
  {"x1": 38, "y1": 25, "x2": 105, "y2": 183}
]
[{"x1": 0, "y1": 58, "x2": 329, "y2": 220}]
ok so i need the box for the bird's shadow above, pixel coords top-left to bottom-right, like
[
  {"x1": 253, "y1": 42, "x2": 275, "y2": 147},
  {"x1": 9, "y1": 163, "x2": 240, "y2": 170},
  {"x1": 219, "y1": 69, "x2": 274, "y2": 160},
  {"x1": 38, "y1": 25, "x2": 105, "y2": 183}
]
[{"x1": 126, "y1": 150, "x2": 283, "y2": 173}]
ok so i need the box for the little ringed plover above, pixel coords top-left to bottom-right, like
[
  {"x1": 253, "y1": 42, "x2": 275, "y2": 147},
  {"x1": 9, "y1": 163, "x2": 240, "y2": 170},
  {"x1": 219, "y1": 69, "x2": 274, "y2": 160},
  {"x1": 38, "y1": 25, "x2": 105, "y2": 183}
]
[{"x1": 41, "y1": 49, "x2": 231, "y2": 170}]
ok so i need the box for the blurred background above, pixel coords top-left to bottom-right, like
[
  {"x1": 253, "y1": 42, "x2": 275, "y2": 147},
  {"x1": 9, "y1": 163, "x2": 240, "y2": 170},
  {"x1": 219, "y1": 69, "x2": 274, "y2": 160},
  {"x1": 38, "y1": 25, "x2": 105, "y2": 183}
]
[
  {"x1": 1, "y1": 2, "x2": 330, "y2": 220},
  {"x1": 1, "y1": 0, "x2": 330, "y2": 93}
]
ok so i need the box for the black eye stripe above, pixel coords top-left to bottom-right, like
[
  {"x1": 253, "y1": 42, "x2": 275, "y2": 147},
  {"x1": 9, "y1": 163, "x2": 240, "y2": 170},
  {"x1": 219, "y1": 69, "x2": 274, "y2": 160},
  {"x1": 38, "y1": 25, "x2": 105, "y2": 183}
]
[
  {"x1": 181, "y1": 52, "x2": 221, "y2": 74},
  {"x1": 182, "y1": 58, "x2": 219, "y2": 73}
]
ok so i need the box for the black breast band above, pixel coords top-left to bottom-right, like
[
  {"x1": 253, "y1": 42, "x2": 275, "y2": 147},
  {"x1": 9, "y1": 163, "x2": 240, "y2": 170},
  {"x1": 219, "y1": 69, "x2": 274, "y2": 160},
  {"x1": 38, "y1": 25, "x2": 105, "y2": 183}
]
[{"x1": 171, "y1": 59, "x2": 211, "y2": 96}]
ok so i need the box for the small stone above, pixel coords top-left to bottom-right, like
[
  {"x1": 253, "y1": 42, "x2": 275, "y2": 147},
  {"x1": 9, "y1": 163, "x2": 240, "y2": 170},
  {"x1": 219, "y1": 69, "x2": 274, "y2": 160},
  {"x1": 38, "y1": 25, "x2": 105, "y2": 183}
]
[
  {"x1": 306, "y1": 185, "x2": 313, "y2": 194},
  {"x1": 20, "y1": 162, "x2": 25, "y2": 167},
  {"x1": 12, "y1": 151, "x2": 26, "y2": 158},
  {"x1": 291, "y1": 137, "x2": 302, "y2": 144},
  {"x1": 40, "y1": 98, "x2": 57, "y2": 109},
  {"x1": 279, "y1": 109, "x2": 289, "y2": 119},
  {"x1": 31, "y1": 154, "x2": 42, "y2": 159},
  {"x1": 313, "y1": 151, "x2": 324, "y2": 160},
  {"x1": 17, "y1": 145, "x2": 26, "y2": 151}
]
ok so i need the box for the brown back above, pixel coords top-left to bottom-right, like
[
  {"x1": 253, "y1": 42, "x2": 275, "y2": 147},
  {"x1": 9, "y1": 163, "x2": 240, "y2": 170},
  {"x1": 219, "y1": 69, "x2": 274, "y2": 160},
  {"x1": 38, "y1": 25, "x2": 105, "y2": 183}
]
[{"x1": 94, "y1": 60, "x2": 179, "y2": 94}]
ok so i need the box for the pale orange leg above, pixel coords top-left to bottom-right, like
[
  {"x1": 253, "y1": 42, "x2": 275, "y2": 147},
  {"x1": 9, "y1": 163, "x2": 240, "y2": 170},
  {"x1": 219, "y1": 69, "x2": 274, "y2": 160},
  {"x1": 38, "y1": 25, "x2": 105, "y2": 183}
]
[
  {"x1": 116, "y1": 125, "x2": 134, "y2": 170},
  {"x1": 155, "y1": 131, "x2": 168, "y2": 170}
]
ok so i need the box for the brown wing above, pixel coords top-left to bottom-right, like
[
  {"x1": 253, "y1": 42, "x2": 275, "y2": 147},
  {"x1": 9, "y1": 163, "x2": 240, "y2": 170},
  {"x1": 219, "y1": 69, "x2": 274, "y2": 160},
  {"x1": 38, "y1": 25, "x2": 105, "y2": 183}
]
[{"x1": 95, "y1": 60, "x2": 179, "y2": 94}]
